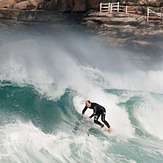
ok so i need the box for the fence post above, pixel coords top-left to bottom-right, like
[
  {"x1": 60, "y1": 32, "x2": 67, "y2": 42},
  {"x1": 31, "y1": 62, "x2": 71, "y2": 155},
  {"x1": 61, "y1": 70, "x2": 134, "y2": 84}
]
[
  {"x1": 110, "y1": 3, "x2": 112, "y2": 13},
  {"x1": 117, "y1": 2, "x2": 119, "y2": 12},
  {"x1": 100, "y1": 3, "x2": 102, "y2": 13},
  {"x1": 108, "y1": 3, "x2": 110, "y2": 12},
  {"x1": 147, "y1": 7, "x2": 149, "y2": 21},
  {"x1": 125, "y1": 6, "x2": 128, "y2": 14}
]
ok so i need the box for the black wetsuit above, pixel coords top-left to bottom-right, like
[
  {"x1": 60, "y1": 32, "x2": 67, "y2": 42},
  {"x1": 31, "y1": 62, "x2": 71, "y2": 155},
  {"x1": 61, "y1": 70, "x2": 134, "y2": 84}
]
[{"x1": 82, "y1": 103, "x2": 110, "y2": 128}]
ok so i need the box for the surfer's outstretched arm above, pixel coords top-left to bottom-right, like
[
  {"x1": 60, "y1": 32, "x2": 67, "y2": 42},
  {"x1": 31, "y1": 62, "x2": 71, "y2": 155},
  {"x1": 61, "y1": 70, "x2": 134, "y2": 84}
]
[
  {"x1": 82, "y1": 106, "x2": 87, "y2": 115},
  {"x1": 85, "y1": 117, "x2": 90, "y2": 121},
  {"x1": 85, "y1": 112, "x2": 94, "y2": 121},
  {"x1": 82, "y1": 105, "x2": 88, "y2": 120}
]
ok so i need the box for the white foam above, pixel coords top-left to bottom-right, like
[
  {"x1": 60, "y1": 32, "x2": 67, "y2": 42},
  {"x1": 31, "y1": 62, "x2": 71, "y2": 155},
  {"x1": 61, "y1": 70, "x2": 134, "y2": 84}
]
[
  {"x1": 1, "y1": 36, "x2": 163, "y2": 98},
  {"x1": 135, "y1": 93, "x2": 163, "y2": 140},
  {"x1": 0, "y1": 121, "x2": 113, "y2": 163},
  {"x1": 104, "y1": 70, "x2": 163, "y2": 94}
]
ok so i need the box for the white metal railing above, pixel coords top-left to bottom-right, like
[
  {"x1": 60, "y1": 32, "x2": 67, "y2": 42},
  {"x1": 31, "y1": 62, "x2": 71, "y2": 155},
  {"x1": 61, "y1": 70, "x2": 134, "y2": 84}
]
[
  {"x1": 147, "y1": 7, "x2": 163, "y2": 21},
  {"x1": 100, "y1": 2, "x2": 127, "y2": 14}
]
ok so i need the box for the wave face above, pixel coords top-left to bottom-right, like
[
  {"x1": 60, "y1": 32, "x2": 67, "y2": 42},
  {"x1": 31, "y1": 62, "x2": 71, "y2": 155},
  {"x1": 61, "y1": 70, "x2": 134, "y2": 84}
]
[{"x1": 0, "y1": 32, "x2": 163, "y2": 163}]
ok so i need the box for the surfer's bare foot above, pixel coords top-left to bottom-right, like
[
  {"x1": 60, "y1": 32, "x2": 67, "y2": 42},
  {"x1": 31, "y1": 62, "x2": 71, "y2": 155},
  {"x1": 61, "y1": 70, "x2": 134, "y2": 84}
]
[{"x1": 109, "y1": 127, "x2": 112, "y2": 133}]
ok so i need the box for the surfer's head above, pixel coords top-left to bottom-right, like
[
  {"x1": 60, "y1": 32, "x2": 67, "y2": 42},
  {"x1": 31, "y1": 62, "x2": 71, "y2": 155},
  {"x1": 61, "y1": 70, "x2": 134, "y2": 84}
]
[{"x1": 86, "y1": 100, "x2": 91, "y2": 108}]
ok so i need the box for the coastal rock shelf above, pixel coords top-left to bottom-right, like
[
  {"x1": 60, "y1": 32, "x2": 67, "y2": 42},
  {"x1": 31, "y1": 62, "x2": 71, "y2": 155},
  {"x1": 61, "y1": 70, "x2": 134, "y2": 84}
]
[
  {"x1": 82, "y1": 11, "x2": 163, "y2": 57},
  {"x1": 0, "y1": 8, "x2": 83, "y2": 22},
  {"x1": 0, "y1": 0, "x2": 101, "y2": 11}
]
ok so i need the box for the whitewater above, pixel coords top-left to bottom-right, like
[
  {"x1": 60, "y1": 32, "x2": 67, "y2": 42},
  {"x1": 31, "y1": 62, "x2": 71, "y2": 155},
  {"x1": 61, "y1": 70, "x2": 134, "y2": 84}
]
[{"x1": 0, "y1": 31, "x2": 163, "y2": 163}]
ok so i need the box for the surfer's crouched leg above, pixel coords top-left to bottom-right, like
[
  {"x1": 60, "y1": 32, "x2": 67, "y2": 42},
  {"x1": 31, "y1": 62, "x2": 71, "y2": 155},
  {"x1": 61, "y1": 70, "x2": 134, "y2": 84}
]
[
  {"x1": 94, "y1": 119, "x2": 104, "y2": 128},
  {"x1": 94, "y1": 115, "x2": 104, "y2": 128},
  {"x1": 101, "y1": 112, "x2": 110, "y2": 128}
]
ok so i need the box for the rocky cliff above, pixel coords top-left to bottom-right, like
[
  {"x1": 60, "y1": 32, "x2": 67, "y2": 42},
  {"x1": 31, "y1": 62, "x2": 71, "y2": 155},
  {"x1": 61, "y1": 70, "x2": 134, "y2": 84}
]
[
  {"x1": 43, "y1": 0, "x2": 102, "y2": 11},
  {"x1": 82, "y1": 11, "x2": 163, "y2": 58},
  {"x1": 0, "y1": 0, "x2": 102, "y2": 11},
  {"x1": 0, "y1": 0, "x2": 162, "y2": 60},
  {"x1": 0, "y1": 0, "x2": 162, "y2": 11},
  {"x1": 119, "y1": 0, "x2": 163, "y2": 7}
]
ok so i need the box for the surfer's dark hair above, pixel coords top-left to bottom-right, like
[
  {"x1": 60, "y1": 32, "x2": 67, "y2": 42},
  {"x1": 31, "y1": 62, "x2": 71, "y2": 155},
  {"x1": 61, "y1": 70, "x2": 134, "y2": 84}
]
[{"x1": 86, "y1": 100, "x2": 91, "y2": 103}]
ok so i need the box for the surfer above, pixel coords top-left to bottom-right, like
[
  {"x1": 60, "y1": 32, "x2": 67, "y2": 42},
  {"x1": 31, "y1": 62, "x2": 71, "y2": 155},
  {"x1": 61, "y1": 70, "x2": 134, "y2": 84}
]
[{"x1": 82, "y1": 100, "x2": 112, "y2": 133}]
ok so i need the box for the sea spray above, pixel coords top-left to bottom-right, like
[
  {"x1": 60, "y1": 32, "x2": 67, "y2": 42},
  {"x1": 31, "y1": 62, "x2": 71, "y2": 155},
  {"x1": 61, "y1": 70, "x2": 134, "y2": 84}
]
[{"x1": 0, "y1": 32, "x2": 163, "y2": 162}]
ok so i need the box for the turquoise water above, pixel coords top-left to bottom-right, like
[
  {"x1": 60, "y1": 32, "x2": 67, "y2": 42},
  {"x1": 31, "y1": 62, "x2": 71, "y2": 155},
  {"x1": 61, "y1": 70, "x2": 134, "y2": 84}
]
[{"x1": 0, "y1": 35, "x2": 163, "y2": 163}]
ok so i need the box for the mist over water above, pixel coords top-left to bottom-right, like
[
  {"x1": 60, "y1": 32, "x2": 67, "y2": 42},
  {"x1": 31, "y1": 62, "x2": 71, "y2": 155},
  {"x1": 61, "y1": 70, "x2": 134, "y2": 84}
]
[{"x1": 0, "y1": 29, "x2": 163, "y2": 162}]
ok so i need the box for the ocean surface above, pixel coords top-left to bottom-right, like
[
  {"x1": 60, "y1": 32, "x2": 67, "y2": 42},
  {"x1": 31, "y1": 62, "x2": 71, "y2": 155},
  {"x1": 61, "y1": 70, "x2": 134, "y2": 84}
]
[{"x1": 0, "y1": 31, "x2": 163, "y2": 163}]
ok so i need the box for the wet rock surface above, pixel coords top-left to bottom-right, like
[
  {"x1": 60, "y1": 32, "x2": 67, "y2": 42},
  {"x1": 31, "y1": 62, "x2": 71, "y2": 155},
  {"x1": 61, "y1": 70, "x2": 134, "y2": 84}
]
[{"x1": 82, "y1": 11, "x2": 163, "y2": 59}]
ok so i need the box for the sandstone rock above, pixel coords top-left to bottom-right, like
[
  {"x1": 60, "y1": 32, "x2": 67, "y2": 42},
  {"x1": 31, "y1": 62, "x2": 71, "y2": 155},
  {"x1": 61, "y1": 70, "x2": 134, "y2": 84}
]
[
  {"x1": 73, "y1": 0, "x2": 86, "y2": 11},
  {"x1": 42, "y1": 0, "x2": 161, "y2": 11},
  {"x1": 87, "y1": 0, "x2": 101, "y2": 9},
  {"x1": 28, "y1": 0, "x2": 44, "y2": 9},
  {"x1": 13, "y1": 1, "x2": 30, "y2": 9},
  {"x1": 72, "y1": 0, "x2": 102, "y2": 11},
  {"x1": 0, "y1": 0, "x2": 162, "y2": 12},
  {"x1": 120, "y1": 0, "x2": 163, "y2": 7},
  {"x1": 82, "y1": 11, "x2": 163, "y2": 58},
  {"x1": 0, "y1": 0, "x2": 16, "y2": 8},
  {"x1": 15, "y1": 0, "x2": 23, "y2": 3},
  {"x1": 43, "y1": 0, "x2": 102, "y2": 11}
]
